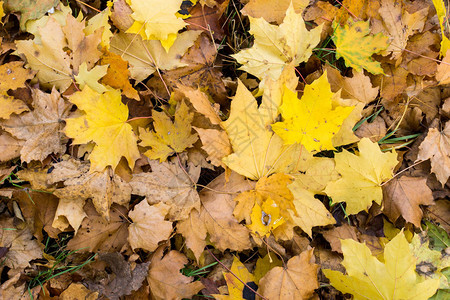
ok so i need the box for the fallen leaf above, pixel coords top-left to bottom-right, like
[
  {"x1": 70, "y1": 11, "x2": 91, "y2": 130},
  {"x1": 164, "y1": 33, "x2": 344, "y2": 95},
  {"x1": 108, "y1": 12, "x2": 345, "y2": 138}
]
[
  {"x1": 154, "y1": 33, "x2": 228, "y2": 105},
  {"x1": 3, "y1": 0, "x2": 58, "y2": 29},
  {"x1": 0, "y1": 61, "x2": 34, "y2": 119},
  {"x1": 177, "y1": 208, "x2": 206, "y2": 261},
  {"x1": 128, "y1": 200, "x2": 172, "y2": 252},
  {"x1": 272, "y1": 72, "x2": 354, "y2": 152},
  {"x1": 86, "y1": 253, "x2": 149, "y2": 299},
  {"x1": 110, "y1": 30, "x2": 201, "y2": 83},
  {"x1": 258, "y1": 248, "x2": 319, "y2": 300},
  {"x1": 355, "y1": 116, "x2": 387, "y2": 142},
  {"x1": 100, "y1": 51, "x2": 139, "y2": 100},
  {"x1": 125, "y1": 0, "x2": 187, "y2": 51},
  {"x1": 0, "y1": 215, "x2": 43, "y2": 275},
  {"x1": 232, "y1": 3, "x2": 322, "y2": 80},
  {"x1": 198, "y1": 171, "x2": 253, "y2": 252},
  {"x1": 325, "y1": 138, "x2": 398, "y2": 214},
  {"x1": 213, "y1": 256, "x2": 255, "y2": 300},
  {"x1": 1, "y1": 88, "x2": 71, "y2": 162},
  {"x1": 382, "y1": 175, "x2": 434, "y2": 227},
  {"x1": 241, "y1": 0, "x2": 309, "y2": 24},
  {"x1": 417, "y1": 121, "x2": 450, "y2": 186},
  {"x1": 59, "y1": 283, "x2": 98, "y2": 300},
  {"x1": 424, "y1": 199, "x2": 450, "y2": 233},
  {"x1": 0, "y1": 132, "x2": 24, "y2": 162},
  {"x1": 322, "y1": 223, "x2": 359, "y2": 253},
  {"x1": 323, "y1": 231, "x2": 440, "y2": 300},
  {"x1": 378, "y1": 0, "x2": 428, "y2": 61},
  {"x1": 147, "y1": 248, "x2": 204, "y2": 300},
  {"x1": 67, "y1": 201, "x2": 129, "y2": 253},
  {"x1": 15, "y1": 14, "x2": 102, "y2": 91},
  {"x1": 193, "y1": 128, "x2": 231, "y2": 168},
  {"x1": 222, "y1": 80, "x2": 304, "y2": 180},
  {"x1": 332, "y1": 20, "x2": 388, "y2": 74},
  {"x1": 48, "y1": 158, "x2": 132, "y2": 221},
  {"x1": 139, "y1": 100, "x2": 198, "y2": 162},
  {"x1": 74, "y1": 63, "x2": 108, "y2": 93},
  {"x1": 64, "y1": 86, "x2": 140, "y2": 172},
  {"x1": 129, "y1": 159, "x2": 200, "y2": 221}
]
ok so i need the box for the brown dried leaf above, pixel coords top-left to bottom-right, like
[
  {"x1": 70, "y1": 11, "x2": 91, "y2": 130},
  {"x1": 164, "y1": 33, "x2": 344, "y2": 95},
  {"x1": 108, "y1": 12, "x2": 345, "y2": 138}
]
[
  {"x1": 155, "y1": 34, "x2": 228, "y2": 105},
  {"x1": 355, "y1": 116, "x2": 387, "y2": 142},
  {"x1": 130, "y1": 159, "x2": 200, "y2": 221},
  {"x1": 242, "y1": 0, "x2": 308, "y2": 24},
  {"x1": 198, "y1": 171, "x2": 253, "y2": 251},
  {"x1": 50, "y1": 159, "x2": 132, "y2": 221},
  {"x1": 382, "y1": 176, "x2": 434, "y2": 226},
  {"x1": 147, "y1": 249, "x2": 204, "y2": 300},
  {"x1": 67, "y1": 201, "x2": 129, "y2": 253},
  {"x1": 417, "y1": 121, "x2": 450, "y2": 186},
  {"x1": 0, "y1": 216, "x2": 43, "y2": 276},
  {"x1": 322, "y1": 224, "x2": 359, "y2": 253},
  {"x1": 128, "y1": 200, "x2": 172, "y2": 252},
  {"x1": 177, "y1": 208, "x2": 206, "y2": 262},
  {"x1": 258, "y1": 248, "x2": 319, "y2": 300},
  {"x1": 1, "y1": 88, "x2": 71, "y2": 162}
]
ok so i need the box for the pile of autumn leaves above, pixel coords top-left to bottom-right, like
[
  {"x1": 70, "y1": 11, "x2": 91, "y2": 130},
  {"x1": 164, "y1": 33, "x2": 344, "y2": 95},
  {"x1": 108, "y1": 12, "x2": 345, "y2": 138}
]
[{"x1": 0, "y1": 0, "x2": 449, "y2": 299}]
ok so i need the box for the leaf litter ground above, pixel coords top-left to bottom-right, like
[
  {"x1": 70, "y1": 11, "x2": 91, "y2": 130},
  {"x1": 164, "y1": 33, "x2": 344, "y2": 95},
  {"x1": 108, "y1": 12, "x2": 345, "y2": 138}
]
[{"x1": 0, "y1": 0, "x2": 449, "y2": 299}]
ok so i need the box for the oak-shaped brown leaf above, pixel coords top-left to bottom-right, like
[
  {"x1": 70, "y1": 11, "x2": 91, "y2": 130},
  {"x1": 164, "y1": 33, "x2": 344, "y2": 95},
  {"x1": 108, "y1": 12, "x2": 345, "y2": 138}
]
[
  {"x1": 49, "y1": 158, "x2": 132, "y2": 222},
  {"x1": 417, "y1": 121, "x2": 450, "y2": 186},
  {"x1": 15, "y1": 14, "x2": 102, "y2": 91},
  {"x1": 258, "y1": 248, "x2": 319, "y2": 300},
  {"x1": 0, "y1": 61, "x2": 34, "y2": 119},
  {"x1": 67, "y1": 201, "x2": 129, "y2": 253},
  {"x1": 0, "y1": 215, "x2": 43, "y2": 276},
  {"x1": 382, "y1": 175, "x2": 434, "y2": 227},
  {"x1": 130, "y1": 159, "x2": 200, "y2": 221},
  {"x1": 147, "y1": 248, "x2": 204, "y2": 300},
  {"x1": 128, "y1": 200, "x2": 172, "y2": 252},
  {"x1": 1, "y1": 88, "x2": 71, "y2": 162}
]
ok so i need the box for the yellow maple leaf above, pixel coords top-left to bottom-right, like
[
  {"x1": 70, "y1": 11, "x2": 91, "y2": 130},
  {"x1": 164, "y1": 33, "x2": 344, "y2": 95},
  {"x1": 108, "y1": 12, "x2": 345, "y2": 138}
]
[
  {"x1": 332, "y1": 20, "x2": 388, "y2": 74},
  {"x1": 323, "y1": 231, "x2": 440, "y2": 300},
  {"x1": 234, "y1": 174, "x2": 334, "y2": 239},
  {"x1": 125, "y1": 0, "x2": 186, "y2": 51},
  {"x1": 74, "y1": 62, "x2": 108, "y2": 93},
  {"x1": 272, "y1": 72, "x2": 354, "y2": 152},
  {"x1": 325, "y1": 138, "x2": 398, "y2": 215},
  {"x1": 247, "y1": 197, "x2": 285, "y2": 237},
  {"x1": 232, "y1": 2, "x2": 322, "y2": 80},
  {"x1": 64, "y1": 86, "x2": 140, "y2": 172},
  {"x1": 222, "y1": 80, "x2": 304, "y2": 180},
  {"x1": 139, "y1": 100, "x2": 198, "y2": 162},
  {"x1": 213, "y1": 256, "x2": 255, "y2": 300}
]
